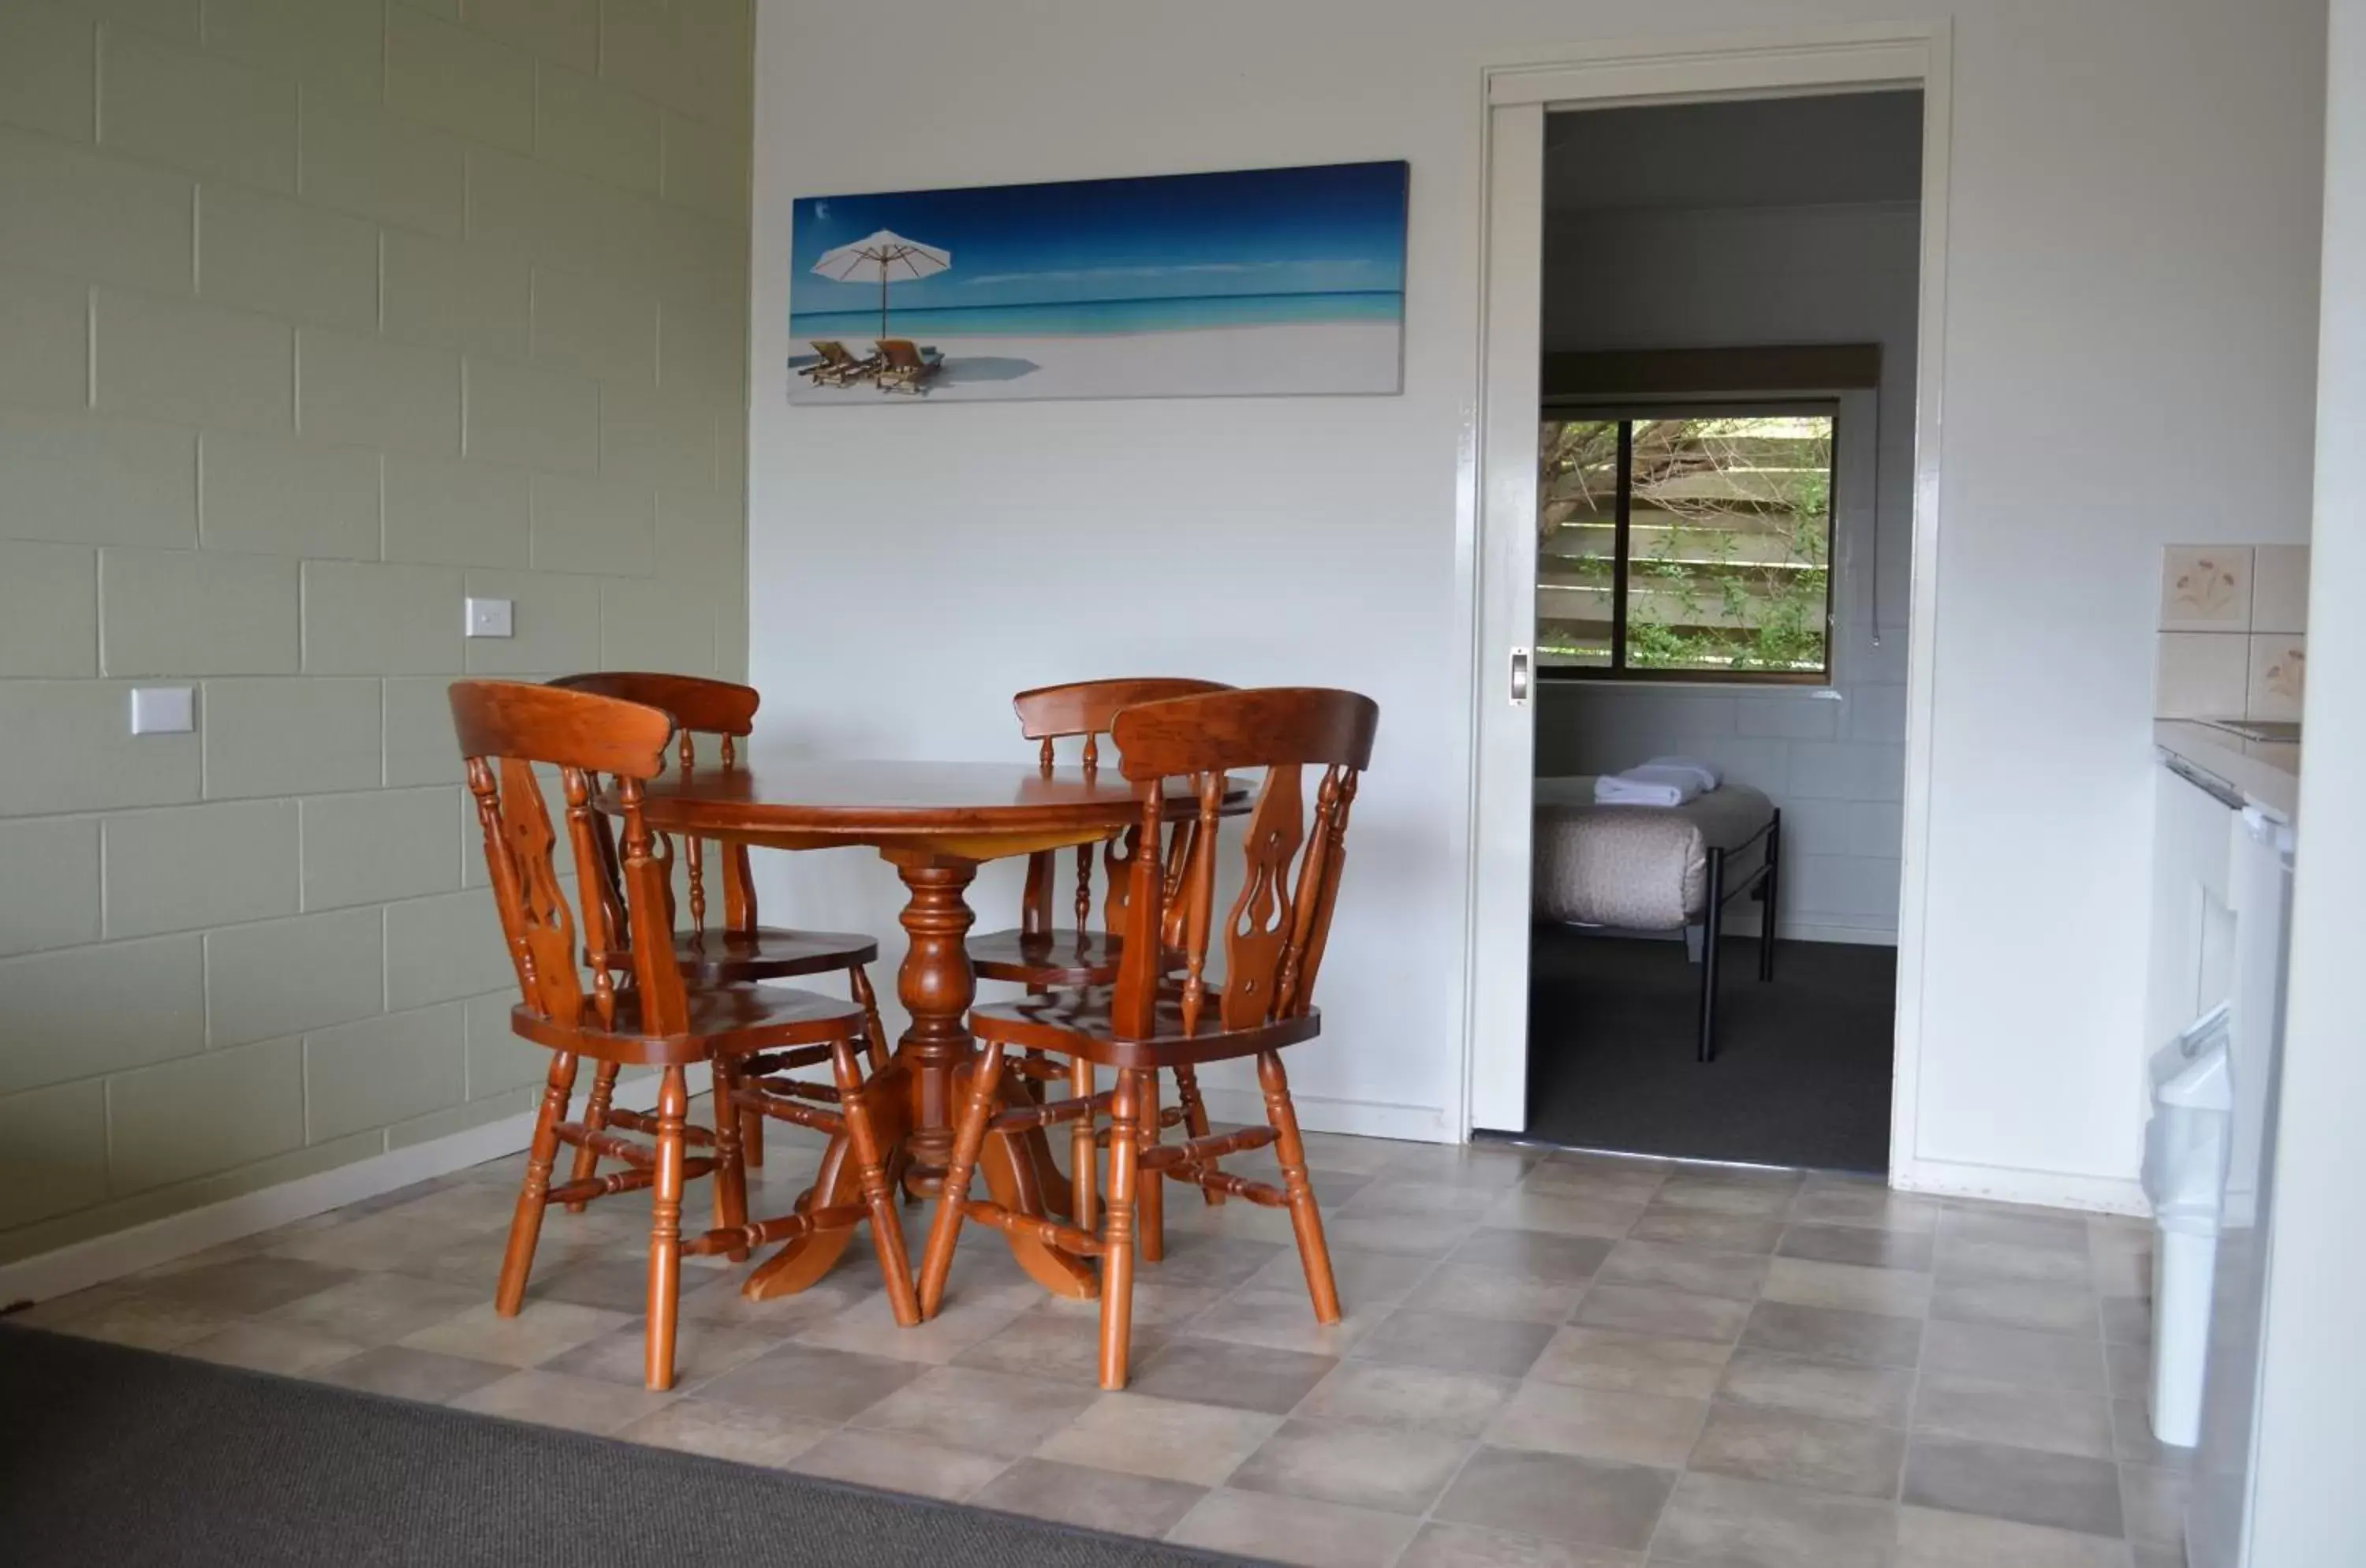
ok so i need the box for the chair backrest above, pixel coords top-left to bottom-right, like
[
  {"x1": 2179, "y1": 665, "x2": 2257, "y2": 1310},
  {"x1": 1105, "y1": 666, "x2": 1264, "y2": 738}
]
[
  {"x1": 813, "y1": 340, "x2": 849, "y2": 364},
  {"x1": 450, "y1": 679, "x2": 689, "y2": 1038},
  {"x1": 1108, "y1": 688, "x2": 1379, "y2": 1040},
  {"x1": 547, "y1": 672, "x2": 761, "y2": 938},
  {"x1": 1008, "y1": 678, "x2": 1232, "y2": 940},
  {"x1": 878, "y1": 338, "x2": 924, "y2": 371}
]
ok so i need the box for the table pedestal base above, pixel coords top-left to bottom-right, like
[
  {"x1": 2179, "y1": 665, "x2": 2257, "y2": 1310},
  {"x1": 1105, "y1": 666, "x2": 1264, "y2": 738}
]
[{"x1": 742, "y1": 852, "x2": 1095, "y2": 1303}]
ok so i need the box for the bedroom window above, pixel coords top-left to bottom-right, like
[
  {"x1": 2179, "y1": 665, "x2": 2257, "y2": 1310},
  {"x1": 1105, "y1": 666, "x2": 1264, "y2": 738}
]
[{"x1": 1537, "y1": 409, "x2": 1836, "y2": 681}]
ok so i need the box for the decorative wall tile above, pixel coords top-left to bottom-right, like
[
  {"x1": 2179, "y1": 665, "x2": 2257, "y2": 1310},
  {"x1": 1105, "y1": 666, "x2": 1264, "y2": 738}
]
[
  {"x1": 2159, "y1": 546, "x2": 2251, "y2": 632},
  {"x1": 2155, "y1": 633, "x2": 2249, "y2": 719},
  {"x1": 2249, "y1": 545, "x2": 2310, "y2": 635},
  {"x1": 2246, "y1": 635, "x2": 2307, "y2": 722}
]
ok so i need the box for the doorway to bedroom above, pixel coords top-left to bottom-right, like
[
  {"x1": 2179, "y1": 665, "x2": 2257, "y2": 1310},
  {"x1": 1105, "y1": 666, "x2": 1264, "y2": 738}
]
[{"x1": 1519, "y1": 91, "x2": 1924, "y2": 1173}]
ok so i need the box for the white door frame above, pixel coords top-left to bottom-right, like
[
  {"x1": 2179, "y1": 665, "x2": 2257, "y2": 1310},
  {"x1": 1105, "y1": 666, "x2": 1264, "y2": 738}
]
[{"x1": 1457, "y1": 22, "x2": 1953, "y2": 1193}]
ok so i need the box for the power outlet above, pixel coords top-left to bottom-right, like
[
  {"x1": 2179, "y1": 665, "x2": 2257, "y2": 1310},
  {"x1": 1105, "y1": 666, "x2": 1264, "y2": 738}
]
[
  {"x1": 465, "y1": 597, "x2": 514, "y2": 638},
  {"x1": 129, "y1": 686, "x2": 196, "y2": 735}
]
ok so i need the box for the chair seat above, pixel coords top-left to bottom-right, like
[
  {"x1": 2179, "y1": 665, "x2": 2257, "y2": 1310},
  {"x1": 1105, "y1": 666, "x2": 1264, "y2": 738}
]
[
  {"x1": 674, "y1": 926, "x2": 878, "y2": 984},
  {"x1": 513, "y1": 982, "x2": 868, "y2": 1066},
  {"x1": 967, "y1": 927, "x2": 1122, "y2": 986},
  {"x1": 971, "y1": 986, "x2": 1320, "y2": 1070}
]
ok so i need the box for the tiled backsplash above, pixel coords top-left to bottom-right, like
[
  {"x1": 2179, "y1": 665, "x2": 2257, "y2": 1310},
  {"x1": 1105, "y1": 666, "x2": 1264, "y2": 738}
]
[{"x1": 2157, "y1": 545, "x2": 2309, "y2": 719}]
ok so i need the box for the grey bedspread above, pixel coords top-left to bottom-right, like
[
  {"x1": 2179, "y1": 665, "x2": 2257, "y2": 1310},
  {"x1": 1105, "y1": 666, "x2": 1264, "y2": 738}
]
[{"x1": 1532, "y1": 776, "x2": 1776, "y2": 929}]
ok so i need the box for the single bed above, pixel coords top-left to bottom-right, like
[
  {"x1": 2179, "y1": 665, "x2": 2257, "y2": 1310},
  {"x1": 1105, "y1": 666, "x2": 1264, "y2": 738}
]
[{"x1": 1532, "y1": 775, "x2": 1782, "y2": 1061}]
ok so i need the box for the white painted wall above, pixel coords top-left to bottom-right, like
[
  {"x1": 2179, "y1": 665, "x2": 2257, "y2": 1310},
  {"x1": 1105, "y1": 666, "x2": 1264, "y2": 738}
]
[
  {"x1": 2249, "y1": 1, "x2": 2366, "y2": 1557},
  {"x1": 1536, "y1": 200, "x2": 1920, "y2": 942},
  {"x1": 748, "y1": 0, "x2": 2324, "y2": 1196}
]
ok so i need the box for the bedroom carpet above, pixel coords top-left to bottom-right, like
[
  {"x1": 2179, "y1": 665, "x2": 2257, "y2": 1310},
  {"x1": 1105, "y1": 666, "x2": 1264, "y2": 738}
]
[{"x1": 1524, "y1": 928, "x2": 1895, "y2": 1171}]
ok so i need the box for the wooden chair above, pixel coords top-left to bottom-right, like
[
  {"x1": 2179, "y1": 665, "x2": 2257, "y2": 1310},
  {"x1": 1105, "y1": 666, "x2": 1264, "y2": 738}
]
[
  {"x1": 918, "y1": 687, "x2": 1379, "y2": 1389},
  {"x1": 450, "y1": 680, "x2": 917, "y2": 1391},
  {"x1": 547, "y1": 673, "x2": 888, "y2": 1174},
  {"x1": 966, "y1": 678, "x2": 1230, "y2": 1238}
]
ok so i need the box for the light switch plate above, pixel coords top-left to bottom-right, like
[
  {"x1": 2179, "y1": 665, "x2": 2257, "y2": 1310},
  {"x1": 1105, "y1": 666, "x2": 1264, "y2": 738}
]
[
  {"x1": 130, "y1": 686, "x2": 195, "y2": 735},
  {"x1": 465, "y1": 597, "x2": 513, "y2": 638}
]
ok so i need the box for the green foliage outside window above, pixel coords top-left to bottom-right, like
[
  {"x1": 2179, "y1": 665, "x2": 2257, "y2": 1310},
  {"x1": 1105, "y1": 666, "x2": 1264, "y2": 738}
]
[{"x1": 1537, "y1": 413, "x2": 1834, "y2": 678}]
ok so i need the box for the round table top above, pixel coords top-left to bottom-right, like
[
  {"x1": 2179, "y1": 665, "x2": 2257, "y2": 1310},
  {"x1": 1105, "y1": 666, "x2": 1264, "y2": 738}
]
[{"x1": 620, "y1": 757, "x2": 1230, "y2": 846}]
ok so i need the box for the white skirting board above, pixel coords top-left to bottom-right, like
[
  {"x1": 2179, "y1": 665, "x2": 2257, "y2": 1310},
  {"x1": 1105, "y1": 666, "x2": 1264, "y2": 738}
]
[
  {"x1": 1894, "y1": 1154, "x2": 2149, "y2": 1217},
  {"x1": 0, "y1": 1066, "x2": 711, "y2": 1307},
  {"x1": 1192, "y1": 1085, "x2": 1450, "y2": 1145}
]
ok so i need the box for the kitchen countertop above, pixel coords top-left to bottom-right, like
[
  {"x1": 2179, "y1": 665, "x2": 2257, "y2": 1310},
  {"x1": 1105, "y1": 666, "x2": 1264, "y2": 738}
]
[{"x1": 2155, "y1": 719, "x2": 2301, "y2": 821}]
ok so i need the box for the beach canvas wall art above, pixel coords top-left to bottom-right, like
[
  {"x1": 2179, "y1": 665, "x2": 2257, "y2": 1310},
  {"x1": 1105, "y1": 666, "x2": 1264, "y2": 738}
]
[{"x1": 786, "y1": 161, "x2": 1409, "y2": 403}]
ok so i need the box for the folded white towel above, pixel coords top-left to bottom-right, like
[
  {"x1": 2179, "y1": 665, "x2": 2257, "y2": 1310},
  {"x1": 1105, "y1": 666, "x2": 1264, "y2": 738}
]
[
  {"x1": 1644, "y1": 756, "x2": 1723, "y2": 792},
  {"x1": 1594, "y1": 764, "x2": 1707, "y2": 808}
]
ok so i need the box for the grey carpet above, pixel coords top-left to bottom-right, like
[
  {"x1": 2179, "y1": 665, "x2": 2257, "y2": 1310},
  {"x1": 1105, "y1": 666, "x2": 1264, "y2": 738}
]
[
  {"x1": 1524, "y1": 928, "x2": 1895, "y2": 1172},
  {"x1": 0, "y1": 1324, "x2": 1258, "y2": 1568}
]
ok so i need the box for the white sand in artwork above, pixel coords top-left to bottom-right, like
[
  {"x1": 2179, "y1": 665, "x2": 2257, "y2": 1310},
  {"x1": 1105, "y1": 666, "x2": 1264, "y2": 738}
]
[{"x1": 785, "y1": 321, "x2": 1401, "y2": 403}]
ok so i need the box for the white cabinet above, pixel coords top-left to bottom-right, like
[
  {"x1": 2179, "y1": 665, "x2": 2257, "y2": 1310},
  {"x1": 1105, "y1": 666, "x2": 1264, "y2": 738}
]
[{"x1": 2147, "y1": 763, "x2": 2241, "y2": 1105}]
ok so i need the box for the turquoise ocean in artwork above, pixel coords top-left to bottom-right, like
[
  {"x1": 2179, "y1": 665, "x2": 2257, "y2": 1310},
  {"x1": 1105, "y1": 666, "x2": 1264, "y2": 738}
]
[{"x1": 789, "y1": 289, "x2": 1402, "y2": 339}]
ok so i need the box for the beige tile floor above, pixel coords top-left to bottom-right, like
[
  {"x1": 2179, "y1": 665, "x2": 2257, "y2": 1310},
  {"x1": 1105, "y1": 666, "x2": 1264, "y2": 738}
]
[{"x1": 15, "y1": 1115, "x2": 2184, "y2": 1568}]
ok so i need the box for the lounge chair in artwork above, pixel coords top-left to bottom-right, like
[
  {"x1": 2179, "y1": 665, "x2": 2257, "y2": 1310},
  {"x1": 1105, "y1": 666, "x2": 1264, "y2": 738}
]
[
  {"x1": 874, "y1": 339, "x2": 943, "y2": 394},
  {"x1": 800, "y1": 340, "x2": 879, "y2": 385}
]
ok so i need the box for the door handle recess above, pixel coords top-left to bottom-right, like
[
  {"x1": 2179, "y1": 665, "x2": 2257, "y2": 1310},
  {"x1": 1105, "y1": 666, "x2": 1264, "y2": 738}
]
[{"x1": 1510, "y1": 647, "x2": 1532, "y2": 705}]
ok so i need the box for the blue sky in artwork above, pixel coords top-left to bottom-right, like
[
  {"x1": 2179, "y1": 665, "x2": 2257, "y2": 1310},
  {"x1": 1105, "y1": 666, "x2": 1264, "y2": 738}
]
[{"x1": 790, "y1": 162, "x2": 1408, "y2": 315}]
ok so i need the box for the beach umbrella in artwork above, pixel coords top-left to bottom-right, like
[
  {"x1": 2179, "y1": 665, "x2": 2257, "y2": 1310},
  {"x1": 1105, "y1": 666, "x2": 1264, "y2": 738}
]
[{"x1": 810, "y1": 230, "x2": 951, "y2": 337}]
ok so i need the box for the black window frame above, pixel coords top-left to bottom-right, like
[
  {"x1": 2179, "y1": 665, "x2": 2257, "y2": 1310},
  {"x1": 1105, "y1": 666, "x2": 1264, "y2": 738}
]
[{"x1": 1537, "y1": 398, "x2": 1841, "y2": 686}]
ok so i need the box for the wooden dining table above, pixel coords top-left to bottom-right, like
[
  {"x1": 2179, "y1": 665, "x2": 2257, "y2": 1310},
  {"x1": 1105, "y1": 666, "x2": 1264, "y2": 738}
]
[{"x1": 621, "y1": 757, "x2": 1243, "y2": 1304}]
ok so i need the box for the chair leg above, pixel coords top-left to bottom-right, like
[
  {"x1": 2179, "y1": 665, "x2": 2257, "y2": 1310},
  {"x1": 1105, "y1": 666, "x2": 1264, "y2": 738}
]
[
  {"x1": 644, "y1": 1065, "x2": 689, "y2": 1391},
  {"x1": 1099, "y1": 1069, "x2": 1144, "y2": 1391},
  {"x1": 1172, "y1": 1065, "x2": 1222, "y2": 1205},
  {"x1": 833, "y1": 1033, "x2": 920, "y2": 1327},
  {"x1": 1137, "y1": 1070, "x2": 1164, "y2": 1264},
  {"x1": 496, "y1": 1051, "x2": 576, "y2": 1316},
  {"x1": 916, "y1": 1044, "x2": 1006, "y2": 1318},
  {"x1": 711, "y1": 1058, "x2": 751, "y2": 1264},
  {"x1": 851, "y1": 964, "x2": 891, "y2": 1077},
  {"x1": 1260, "y1": 1051, "x2": 1341, "y2": 1325},
  {"x1": 739, "y1": 1099, "x2": 765, "y2": 1171},
  {"x1": 565, "y1": 1060, "x2": 619, "y2": 1212},
  {"x1": 1069, "y1": 1058, "x2": 1097, "y2": 1230}
]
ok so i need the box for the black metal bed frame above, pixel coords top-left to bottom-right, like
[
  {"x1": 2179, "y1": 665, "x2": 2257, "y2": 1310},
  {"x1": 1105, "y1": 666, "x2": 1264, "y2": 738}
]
[{"x1": 1692, "y1": 808, "x2": 1782, "y2": 1063}]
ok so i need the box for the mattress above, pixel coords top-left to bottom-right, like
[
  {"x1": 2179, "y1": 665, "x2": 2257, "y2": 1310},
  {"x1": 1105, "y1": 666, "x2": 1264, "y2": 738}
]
[{"x1": 1532, "y1": 776, "x2": 1776, "y2": 930}]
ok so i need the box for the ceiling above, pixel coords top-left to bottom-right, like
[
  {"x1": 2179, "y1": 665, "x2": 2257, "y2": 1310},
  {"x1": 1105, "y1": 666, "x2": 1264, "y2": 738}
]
[{"x1": 1544, "y1": 91, "x2": 1923, "y2": 215}]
